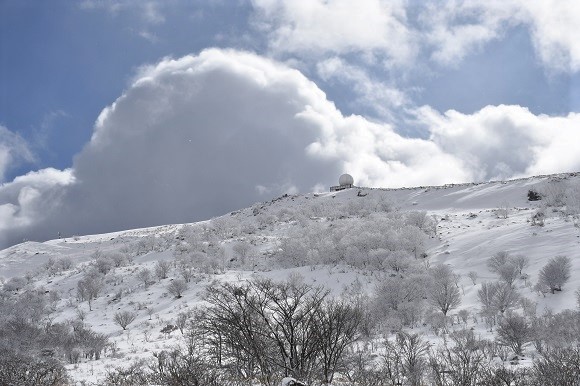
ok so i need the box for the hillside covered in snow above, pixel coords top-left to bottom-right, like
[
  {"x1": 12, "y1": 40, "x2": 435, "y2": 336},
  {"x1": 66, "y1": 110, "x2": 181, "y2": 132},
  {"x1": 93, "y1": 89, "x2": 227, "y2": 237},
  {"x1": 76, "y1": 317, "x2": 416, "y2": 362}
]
[{"x1": 1, "y1": 173, "x2": 580, "y2": 385}]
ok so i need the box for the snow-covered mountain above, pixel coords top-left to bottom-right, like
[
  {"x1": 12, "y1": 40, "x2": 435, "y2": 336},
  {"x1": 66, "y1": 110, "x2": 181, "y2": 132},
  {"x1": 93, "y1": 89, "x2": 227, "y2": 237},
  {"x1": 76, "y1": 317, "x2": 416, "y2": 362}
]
[{"x1": 1, "y1": 172, "x2": 579, "y2": 385}]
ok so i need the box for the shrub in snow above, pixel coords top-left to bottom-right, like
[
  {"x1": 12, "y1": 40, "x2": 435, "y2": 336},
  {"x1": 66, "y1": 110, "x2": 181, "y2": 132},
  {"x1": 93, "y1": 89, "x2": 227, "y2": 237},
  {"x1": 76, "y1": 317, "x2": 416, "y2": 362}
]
[
  {"x1": 137, "y1": 268, "x2": 155, "y2": 288},
  {"x1": 0, "y1": 347, "x2": 69, "y2": 386},
  {"x1": 531, "y1": 207, "x2": 546, "y2": 226},
  {"x1": 3, "y1": 276, "x2": 27, "y2": 292},
  {"x1": 76, "y1": 272, "x2": 104, "y2": 311},
  {"x1": 232, "y1": 241, "x2": 252, "y2": 261},
  {"x1": 154, "y1": 260, "x2": 171, "y2": 280},
  {"x1": 528, "y1": 189, "x2": 542, "y2": 201},
  {"x1": 538, "y1": 256, "x2": 571, "y2": 294},
  {"x1": 167, "y1": 278, "x2": 188, "y2": 298}
]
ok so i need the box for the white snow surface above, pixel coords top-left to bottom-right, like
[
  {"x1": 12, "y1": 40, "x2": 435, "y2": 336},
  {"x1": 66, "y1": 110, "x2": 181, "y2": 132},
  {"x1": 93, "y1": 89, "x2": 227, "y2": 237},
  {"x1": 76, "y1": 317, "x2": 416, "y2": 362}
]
[{"x1": 1, "y1": 172, "x2": 579, "y2": 384}]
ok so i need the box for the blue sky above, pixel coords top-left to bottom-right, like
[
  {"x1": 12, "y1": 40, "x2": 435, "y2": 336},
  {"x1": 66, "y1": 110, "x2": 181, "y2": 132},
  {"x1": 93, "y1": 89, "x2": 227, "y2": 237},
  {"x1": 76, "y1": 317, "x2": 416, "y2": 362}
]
[{"x1": 1, "y1": 0, "x2": 580, "y2": 246}]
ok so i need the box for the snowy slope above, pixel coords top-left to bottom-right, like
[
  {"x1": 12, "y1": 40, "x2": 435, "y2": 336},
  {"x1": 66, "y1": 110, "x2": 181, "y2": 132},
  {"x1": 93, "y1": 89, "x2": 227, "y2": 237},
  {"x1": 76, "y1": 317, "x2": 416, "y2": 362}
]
[{"x1": 1, "y1": 172, "x2": 579, "y2": 384}]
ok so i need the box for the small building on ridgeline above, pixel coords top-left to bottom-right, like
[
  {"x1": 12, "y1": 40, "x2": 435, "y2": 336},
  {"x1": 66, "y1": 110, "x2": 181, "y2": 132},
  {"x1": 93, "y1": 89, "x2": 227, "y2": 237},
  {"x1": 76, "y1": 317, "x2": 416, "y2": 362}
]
[{"x1": 330, "y1": 173, "x2": 354, "y2": 192}]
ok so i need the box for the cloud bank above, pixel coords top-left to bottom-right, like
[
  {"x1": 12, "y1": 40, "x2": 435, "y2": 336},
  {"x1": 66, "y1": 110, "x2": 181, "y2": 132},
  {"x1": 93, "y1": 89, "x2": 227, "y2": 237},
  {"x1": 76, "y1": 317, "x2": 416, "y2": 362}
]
[
  {"x1": 1, "y1": 49, "x2": 579, "y2": 248},
  {"x1": 252, "y1": 0, "x2": 580, "y2": 72}
]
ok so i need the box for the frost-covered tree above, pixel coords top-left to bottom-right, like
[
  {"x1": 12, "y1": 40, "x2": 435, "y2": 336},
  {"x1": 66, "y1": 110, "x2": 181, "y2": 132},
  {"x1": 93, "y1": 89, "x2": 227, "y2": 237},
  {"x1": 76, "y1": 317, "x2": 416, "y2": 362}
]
[
  {"x1": 429, "y1": 265, "x2": 461, "y2": 316},
  {"x1": 513, "y1": 255, "x2": 530, "y2": 275},
  {"x1": 487, "y1": 251, "x2": 511, "y2": 273},
  {"x1": 3, "y1": 276, "x2": 27, "y2": 292},
  {"x1": 538, "y1": 256, "x2": 571, "y2": 294},
  {"x1": 76, "y1": 272, "x2": 104, "y2": 311},
  {"x1": 498, "y1": 263, "x2": 519, "y2": 287},
  {"x1": 154, "y1": 260, "x2": 171, "y2": 280},
  {"x1": 137, "y1": 268, "x2": 154, "y2": 288},
  {"x1": 493, "y1": 282, "x2": 520, "y2": 314},
  {"x1": 167, "y1": 279, "x2": 188, "y2": 298},
  {"x1": 176, "y1": 255, "x2": 196, "y2": 282},
  {"x1": 232, "y1": 241, "x2": 252, "y2": 263},
  {"x1": 478, "y1": 281, "x2": 519, "y2": 318},
  {"x1": 478, "y1": 282, "x2": 498, "y2": 314}
]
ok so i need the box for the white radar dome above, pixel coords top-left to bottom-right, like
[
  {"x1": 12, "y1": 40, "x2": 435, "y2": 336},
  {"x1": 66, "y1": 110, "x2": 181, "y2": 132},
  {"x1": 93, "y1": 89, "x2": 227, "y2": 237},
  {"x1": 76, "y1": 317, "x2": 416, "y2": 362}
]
[{"x1": 339, "y1": 174, "x2": 354, "y2": 186}]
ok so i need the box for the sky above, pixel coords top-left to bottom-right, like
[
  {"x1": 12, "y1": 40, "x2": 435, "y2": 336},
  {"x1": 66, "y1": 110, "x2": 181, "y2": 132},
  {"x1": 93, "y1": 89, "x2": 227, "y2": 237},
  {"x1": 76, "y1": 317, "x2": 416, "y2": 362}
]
[{"x1": 1, "y1": 0, "x2": 580, "y2": 247}]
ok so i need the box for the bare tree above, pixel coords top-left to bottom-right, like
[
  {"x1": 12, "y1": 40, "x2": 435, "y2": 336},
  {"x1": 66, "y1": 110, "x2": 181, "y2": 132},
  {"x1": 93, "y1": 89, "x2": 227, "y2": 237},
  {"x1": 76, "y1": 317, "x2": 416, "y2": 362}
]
[
  {"x1": 315, "y1": 299, "x2": 362, "y2": 384},
  {"x1": 533, "y1": 346, "x2": 580, "y2": 386},
  {"x1": 167, "y1": 279, "x2": 188, "y2": 298},
  {"x1": 114, "y1": 310, "x2": 137, "y2": 330},
  {"x1": 468, "y1": 271, "x2": 478, "y2": 285},
  {"x1": 538, "y1": 256, "x2": 572, "y2": 294},
  {"x1": 385, "y1": 332, "x2": 430, "y2": 386},
  {"x1": 429, "y1": 329, "x2": 487, "y2": 386},
  {"x1": 154, "y1": 260, "x2": 171, "y2": 280},
  {"x1": 429, "y1": 265, "x2": 461, "y2": 316},
  {"x1": 137, "y1": 268, "x2": 154, "y2": 288},
  {"x1": 576, "y1": 288, "x2": 580, "y2": 310},
  {"x1": 496, "y1": 313, "x2": 533, "y2": 355},
  {"x1": 199, "y1": 278, "x2": 361, "y2": 385}
]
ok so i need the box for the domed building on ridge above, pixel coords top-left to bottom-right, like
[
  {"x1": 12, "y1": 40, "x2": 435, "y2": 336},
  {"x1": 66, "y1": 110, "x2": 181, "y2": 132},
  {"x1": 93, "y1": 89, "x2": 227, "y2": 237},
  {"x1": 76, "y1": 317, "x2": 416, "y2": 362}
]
[{"x1": 330, "y1": 173, "x2": 355, "y2": 192}]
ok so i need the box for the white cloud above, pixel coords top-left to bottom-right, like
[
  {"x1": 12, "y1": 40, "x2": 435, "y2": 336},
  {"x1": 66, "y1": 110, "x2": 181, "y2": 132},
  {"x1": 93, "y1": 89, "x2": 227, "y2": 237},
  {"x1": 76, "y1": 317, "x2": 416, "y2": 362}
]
[
  {"x1": 419, "y1": 0, "x2": 521, "y2": 66},
  {"x1": 518, "y1": 0, "x2": 580, "y2": 72},
  {"x1": 418, "y1": 104, "x2": 580, "y2": 180},
  {"x1": 2, "y1": 49, "x2": 579, "y2": 248},
  {"x1": 251, "y1": 0, "x2": 580, "y2": 73},
  {"x1": 0, "y1": 168, "x2": 74, "y2": 245},
  {"x1": 317, "y1": 57, "x2": 408, "y2": 119},
  {"x1": 421, "y1": 0, "x2": 580, "y2": 72},
  {"x1": 251, "y1": 0, "x2": 415, "y2": 66},
  {"x1": 0, "y1": 125, "x2": 34, "y2": 183},
  {"x1": 80, "y1": 0, "x2": 165, "y2": 25}
]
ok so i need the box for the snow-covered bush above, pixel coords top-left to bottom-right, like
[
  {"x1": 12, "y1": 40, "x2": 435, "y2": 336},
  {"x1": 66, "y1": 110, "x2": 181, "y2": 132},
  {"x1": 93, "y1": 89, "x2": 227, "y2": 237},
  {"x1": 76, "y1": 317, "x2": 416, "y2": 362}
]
[
  {"x1": 2, "y1": 276, "x2": 27, "y2": 292},
  {"x1": 167, "y1": 279, "x2": 188, "y2": 298},
  {"x1": 538, "y1": 256, "x2": 572, "y2": 294},
  {"x1": 154, "y1": 260, "x2": 171, "y2": 280},
  {"x1": 76, "y1": 272, "x2": 104, "y2": 311},
  {"x1": 137, "y1": 268, "x2": 155, "y2": 288}
]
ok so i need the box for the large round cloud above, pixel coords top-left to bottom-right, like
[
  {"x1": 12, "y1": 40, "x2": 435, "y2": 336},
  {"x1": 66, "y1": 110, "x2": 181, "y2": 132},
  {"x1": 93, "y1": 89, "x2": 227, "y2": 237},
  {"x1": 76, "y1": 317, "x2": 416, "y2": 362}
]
[{"x1": 1, "y1": 49, "x2": 580, "y2": 248}]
